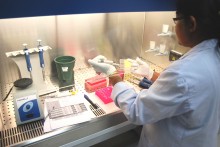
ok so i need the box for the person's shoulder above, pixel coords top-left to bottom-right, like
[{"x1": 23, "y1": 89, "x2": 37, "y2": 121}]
[
  {"x1": 165, "y1": 58, "x2": 191, "y2": 74},
  {"x1": 162, "y1": 52, "x2": 209, "y2": 86}
]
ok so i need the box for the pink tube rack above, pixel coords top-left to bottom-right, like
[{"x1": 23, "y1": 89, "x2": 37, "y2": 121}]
[{"x1": 95, "y1": 86, "x2": 113, "y2": 104}]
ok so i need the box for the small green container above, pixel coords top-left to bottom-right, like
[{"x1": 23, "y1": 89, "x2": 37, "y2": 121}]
[{"x1": 54, "y1": 56, "x2": 75, "y2": 89}]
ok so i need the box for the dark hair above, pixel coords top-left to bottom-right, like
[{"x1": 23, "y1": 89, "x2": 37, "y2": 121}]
[{"x1": 176, "y1": 0, "x2": 220, "y2": 46}]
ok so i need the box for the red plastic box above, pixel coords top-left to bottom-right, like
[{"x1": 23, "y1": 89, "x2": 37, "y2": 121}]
[{"x1": 85, "y1": 75, "x2": 107, "y2": 92}]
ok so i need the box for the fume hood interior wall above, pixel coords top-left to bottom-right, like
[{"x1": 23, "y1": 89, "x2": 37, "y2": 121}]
[
  {"x1": 0, "y1": 16, "x2": 57, "y2": 84},
  {"x1": 0, "y1": 11, "x2": 189, "y2": 101},
  {"x1": 142, "y1": 12, "x2": 189, "y2": 69},
  {"x1": 142, "y1": 12, "x2": 176, "y2": 68},
  {"x1": 55, "y1": 12, "x2": 145, "y2": 68}
]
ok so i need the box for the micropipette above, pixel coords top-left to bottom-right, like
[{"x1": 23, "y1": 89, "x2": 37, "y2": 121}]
[
  {"x1": 37, "y1": 40, "x2": 46, "y2": 81},
  {"x1": 84, "y1": 94, "x2": 98, "y2": 109},
  {"x1": 98, "y1": 59, "x2": 119, "y2": 66},
  {"x1": 23, "y1": 43, "x2": 32, "y2": 79}
]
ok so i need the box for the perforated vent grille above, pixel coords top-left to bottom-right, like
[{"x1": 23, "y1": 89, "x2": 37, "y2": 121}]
[
  {"x1": 0, "y1": 120, "x2": 43, "y2": 147},
  {"x1": 90, "y1": 104, "x2": 106, "y2": 117}
]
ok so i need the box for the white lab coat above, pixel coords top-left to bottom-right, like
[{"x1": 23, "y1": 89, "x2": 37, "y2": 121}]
[{"x1": 111, "y1": 39, "x2": 220, "y2": 147}]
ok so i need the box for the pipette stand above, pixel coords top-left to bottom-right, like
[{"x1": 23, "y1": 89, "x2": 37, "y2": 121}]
[
  {"x1": 5, "y1": 46, "x2": 55, "y2": 95},
  {"x1": 6, "y1": 46, "x2": 54, "y2": 125}
]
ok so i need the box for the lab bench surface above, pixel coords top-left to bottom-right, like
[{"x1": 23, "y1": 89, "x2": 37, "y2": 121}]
[
  {"x1": 0, "y1": 67, "x2": 143, "y2": 147},
  {"x1": 0, "y1": 61, "x2": 164, "y2": 147}
]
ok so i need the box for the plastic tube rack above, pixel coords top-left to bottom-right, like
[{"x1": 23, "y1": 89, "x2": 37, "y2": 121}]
[{"x1": 5, "y1": 46, "x2": 52, "y2": 57}]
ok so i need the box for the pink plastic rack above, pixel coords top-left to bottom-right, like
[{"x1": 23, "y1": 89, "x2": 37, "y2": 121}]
[{"x1": 95, "y1": 86, "x2": 113, "y2": 104}]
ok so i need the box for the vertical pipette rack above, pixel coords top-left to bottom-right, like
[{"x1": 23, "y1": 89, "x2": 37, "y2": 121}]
[{"x1": 5, "y1": 44, "x2": 53, "y2": 95}]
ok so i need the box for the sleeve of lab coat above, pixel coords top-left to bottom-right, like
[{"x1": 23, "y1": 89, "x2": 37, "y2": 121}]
[{"x1": 111, "y1": 69, "x2": 192, "y2": 125}]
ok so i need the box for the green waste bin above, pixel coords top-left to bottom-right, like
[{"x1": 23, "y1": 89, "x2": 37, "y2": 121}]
[{"x1": 54, "y1": 56, "x2": 75, "y2": 89}]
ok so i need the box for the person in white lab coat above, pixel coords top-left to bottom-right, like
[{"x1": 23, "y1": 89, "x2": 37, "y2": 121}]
[{"x1": 88, "y1": 0, "x2": 220, "y2": 146}]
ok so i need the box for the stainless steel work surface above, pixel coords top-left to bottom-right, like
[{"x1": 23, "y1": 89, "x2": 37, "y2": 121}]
[
  {"x1": 0, "y1": 65, "x2": 162, "y2": 147},
  {"x1": 0, "y1": 59, "x2": 164, "y2": 147}
]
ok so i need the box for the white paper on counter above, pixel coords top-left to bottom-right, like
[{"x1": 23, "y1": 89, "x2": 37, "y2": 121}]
[{"x1": 43, "y1": 92, "x2": 95, "y2": 133}]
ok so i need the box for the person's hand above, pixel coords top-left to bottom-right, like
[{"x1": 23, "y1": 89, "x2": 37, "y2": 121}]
[
  {"x1": 132, "y1": 57, "x2": 154, "y2": 79},
  {"x1": 91, "y1": 55, "x2": 107, "y2": 62},
  {"x1": 88, "y1": 55, "x2": 116, "y2": 76}
]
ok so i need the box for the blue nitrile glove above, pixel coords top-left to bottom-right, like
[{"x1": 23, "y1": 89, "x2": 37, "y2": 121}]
[
  {"x1": 132, "y1": 57, "x2": 154, "y2": 80},
  {"x1": 139, "y1": 77, "x2": 152, "y2": 89},
  {"x1": 142, "y1": 77, "x2": 153, "y2": 85},
  {"x1": 88, "y1": 55, "x2": 116, "y2": 76}
]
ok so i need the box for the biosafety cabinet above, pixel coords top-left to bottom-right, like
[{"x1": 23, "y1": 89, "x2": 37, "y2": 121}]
[{"x1": 0, "y1": 0, "x2": 188, "y2": 146}]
